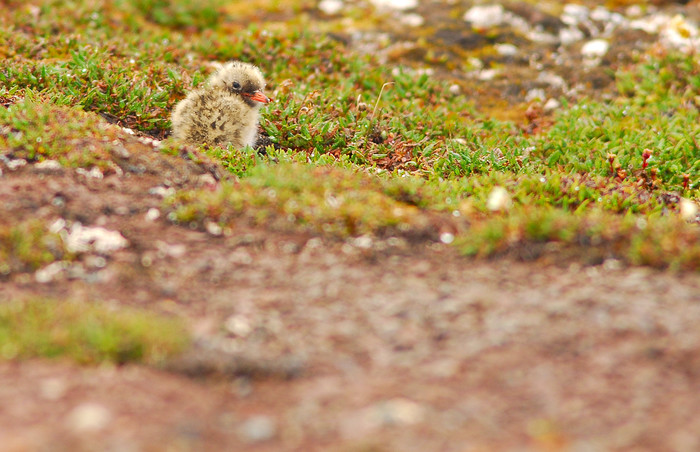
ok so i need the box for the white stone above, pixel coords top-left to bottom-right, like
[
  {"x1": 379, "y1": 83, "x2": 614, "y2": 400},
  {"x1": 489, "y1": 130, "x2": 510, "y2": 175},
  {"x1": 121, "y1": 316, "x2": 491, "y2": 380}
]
[
  {"x1": 464, "y1": 4, "x2": 505, "y2": 28},
  {"x1": 400, "y1": 13, "x2": 424, "y2": 27},
  {"x1": 559, "y1": 27, "x2": 585, "y2": 46},
  {"x1": 76, "y1": 167, "x2": 103, "y2": 179},
  {"x1": 440, "y1": 232, "x2": 454, "y2": 244},
  {"x1": 318, "y1": 0, "x2": 343, "y2": 15},
  {"x1": 477, "y1": 69, "x2": 499, "y2": 81},
  {"x1": 148, "y1": 186, "x2": 176, "y2": 197},
  {"x1": 63, "y1": 223, "x2": 128, "y2": 254},
  {"x1": 495, "y1": 43, "x2": 518, "y2": 56},
  {"x1": 544, "y1": 98, "x2": 561, "y2": 111},
  {"x1": 354, "y1": 235, "x2": 373, "y2": 249},
  {"x1": 373, "y1": 398, "x2": 425, "y2": 425},
  {"x1": 238, "y1": 415, "x2": 276, "y2": 443},
  {"x1": 526, "y1": 88, "x2": 546, "y2": 102},
  {"x1": 35, "y1": 160, "x2": 62, "y2": 170},
  {"x1": 225, "y1": 315, "x2": 253, "y2": 337},
  {"x1": 370, "y1": 0, "x2": 417, "y2": 10},
  {"x1": 562, "y1": 4, "x2": 589, "y2": 26},
  {"x1": 205, "y1": 221, "x2": 223, "y2": 236},
  {"x1": 35, "y1": 262, "x2": 65, "y2": 284},
  {"x1": 6, "y1": 159, "x2": 27, "y2": 171},
  {"x1": 487, "y1": 186, "x2": 512, "y2": 212},
  {"x1": 680, "y1": 198, "x2": 698, "y2": 221},
  {"x1": 66, "y1": 403, "x2": 112, "y2": 433},
  {"x1": 145, "y1": 208, "x2": 160, "y2": 221},
  {"x1": 581, "y1": 39, "x2": 609, "y2": 58}
]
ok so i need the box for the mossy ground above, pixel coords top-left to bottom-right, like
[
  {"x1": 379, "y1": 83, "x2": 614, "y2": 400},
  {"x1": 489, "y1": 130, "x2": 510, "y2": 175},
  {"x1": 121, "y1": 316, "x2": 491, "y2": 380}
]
[
  {"x1": 0, "y1": 299, "x2": 188, "y2": 365},
  {"x1": 1, "y1": 0, "x2": 699, "y2": 277}
]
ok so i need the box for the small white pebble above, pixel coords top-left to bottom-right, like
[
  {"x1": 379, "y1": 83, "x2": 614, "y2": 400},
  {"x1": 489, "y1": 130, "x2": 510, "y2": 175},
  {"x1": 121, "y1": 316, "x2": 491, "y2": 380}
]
[
  {"x1": 318, "y1": 0, "x2": 343, "y2": 15},
  {"x1": 487, "y1": 186, "x2": 512, "y2": 212},
  {"x1": 354, "y1": 235, "x2": 373, "y2": 249},
  {"x1": 400, "y1": 13, "x2": 424, "y2": 27},
  {"x1": 225, "y1": 315, "x2": 253, "y2": 337},
  {"x1": 6, "y1": 159, "x2": 27, "y2": 171},
  {"x1": 205, "y1": 221, "x2": 223, "y2": 236},
  {"x1": 464, "y1": 4, "x2": 505, "y2": 28},
  {"x1": 495, "y1": 43, "x2": 518, "y2": 56},
  {"x1": 148, "y1": 186, "x2": 176, "y2": 198},
  {"x1": 370, "y1": 0, "x2": 417, "y2": 11},
  {"x1": 526, "y1": 88, "x2": 546, "y2": 102},
  {"x1": 543, "y1": 98, "x2": 561, "y2": 111},
  {"x1": 238, "y1": 415, "x2": 276, "y2": 443},
  {"x1": 66, "y1": 403, "x2": 112, "y2": 433},
  {"x1": 440, "y1": 232, "x2": 455, "y2": 244},
  {"x1": 581, "y1": 39, "x2": 609, "y2": 59},
  {"x1": 35, "y1": 160, "x2": 62, "y2": 170},
  {"x1": 680, "y1": 198, "x2": 698, "y2": 221},
  {"x1": 76, "y1": 167, "x2": 103, "y2": 179},
  {"x1": 145, "y1": 208, "x2": 160, "y2": 221},
  {"x1": 35, "y1": 262, "x2": 65, "y2": 284}
]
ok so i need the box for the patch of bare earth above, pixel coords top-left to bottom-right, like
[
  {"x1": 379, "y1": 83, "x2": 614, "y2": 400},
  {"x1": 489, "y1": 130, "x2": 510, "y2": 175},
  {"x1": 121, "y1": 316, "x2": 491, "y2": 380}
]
[{"x1": 1, "y1": 134, "x2": 700, "y2": 451}]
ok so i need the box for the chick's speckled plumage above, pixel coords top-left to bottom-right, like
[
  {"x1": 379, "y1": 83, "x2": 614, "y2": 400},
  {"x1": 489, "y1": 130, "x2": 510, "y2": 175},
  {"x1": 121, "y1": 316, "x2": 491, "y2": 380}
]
[{"x1": 171, "y1": 61, "x2": 270, "y2": 148}]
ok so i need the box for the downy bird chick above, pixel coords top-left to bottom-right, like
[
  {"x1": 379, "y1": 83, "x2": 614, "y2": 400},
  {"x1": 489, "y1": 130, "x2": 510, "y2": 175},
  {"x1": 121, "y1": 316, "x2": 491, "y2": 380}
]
[{"x1": 171, "y1": 61, "x2": 271, "y2": 148}]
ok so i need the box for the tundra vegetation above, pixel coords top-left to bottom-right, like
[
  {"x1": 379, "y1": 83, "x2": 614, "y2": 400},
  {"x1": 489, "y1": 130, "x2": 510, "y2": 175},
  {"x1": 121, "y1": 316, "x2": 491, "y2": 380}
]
[{"x1": 0, "y1": 0, "x2": 698, "y2": 363}]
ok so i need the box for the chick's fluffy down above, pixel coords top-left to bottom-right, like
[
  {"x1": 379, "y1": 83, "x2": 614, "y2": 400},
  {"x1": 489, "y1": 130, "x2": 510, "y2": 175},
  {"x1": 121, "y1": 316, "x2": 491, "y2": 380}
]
[{"x1": 171, "y1": 61, "x2": 268, "y2": 149}]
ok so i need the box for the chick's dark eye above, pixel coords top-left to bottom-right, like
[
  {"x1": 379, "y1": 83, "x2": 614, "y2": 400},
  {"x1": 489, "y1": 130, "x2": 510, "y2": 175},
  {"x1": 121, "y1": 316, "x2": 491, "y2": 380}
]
[{"x1": 232, "y1": 81, "x2": 241, "y2": 89}]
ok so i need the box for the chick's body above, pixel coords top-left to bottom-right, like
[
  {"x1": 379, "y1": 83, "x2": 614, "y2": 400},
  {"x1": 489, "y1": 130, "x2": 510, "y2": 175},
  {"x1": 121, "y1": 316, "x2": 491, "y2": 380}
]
[{"x1": 171, "y1": 61, "x2": 270, "y2": 148}]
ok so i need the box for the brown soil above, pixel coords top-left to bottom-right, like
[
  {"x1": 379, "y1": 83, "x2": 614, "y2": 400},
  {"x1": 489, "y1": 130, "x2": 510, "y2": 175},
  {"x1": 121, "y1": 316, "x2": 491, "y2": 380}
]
[{"x1": 1, "y1": 128, "x2": 700, "y2": 451}]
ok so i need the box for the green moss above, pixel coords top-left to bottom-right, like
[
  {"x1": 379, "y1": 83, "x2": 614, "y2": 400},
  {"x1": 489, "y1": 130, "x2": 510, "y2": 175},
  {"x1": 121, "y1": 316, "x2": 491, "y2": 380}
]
[
  {"x1": 0, "y1": 1, "x2": 698, "y2": 270},
  {"x1": 0, "y1": 220, "x2": 68, "y2": 275},
  {"x1": 0, "y1": 299, "x2": 189, "y2": 365}
]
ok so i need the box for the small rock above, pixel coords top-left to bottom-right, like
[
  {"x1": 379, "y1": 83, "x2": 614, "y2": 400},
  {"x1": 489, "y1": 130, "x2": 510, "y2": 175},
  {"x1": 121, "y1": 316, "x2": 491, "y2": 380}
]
[
  {"x1": 526, "y1": 88, "x2": 546, "y2": 102},
  {"x1": 318, "y1": 0, "x2": 343, "y2": 15},
  {"x1": 76, "y1": 167, "x2": 104, "y2": 179},
  {"x1": 680, "y1": 198, "x2": 699, "y2": 221},
  {"x1": 372, "y1": 398, "x2": 425, "y2": 426},
  {"x1": 464, "y1": 4, "x2": 505, "y2": 29},
  {"x1": 495, "y1": 43, "x2": 518, "y2": 56},
  {"x1": 477, "y1": 68, "x2": 499, "y2": 81},
  {"x1": 66, "y1": 403, "x2": 112, "y2": 433},
  {"x1": 6, "y1": 158, "x2": 27, "y2": 171},
  {"x1": 205, "y1": 221, "x2": 223, "y2": 236},
  {"x1": 225, "y1": 314, "x2": 253, "y2": 337},
  {"x1": 63, "y1": 223, "x2": 128, "y2": 254},
  {"x1": 353, "y1": 235, "x2": 373, "y2": 249},
  {"x1": 238, "y1": 415, "x2": 276, "y2": 443},
  {"x1": 35, "y1": 262, "x2": 66, "y2": 283},
  {"x1": 35, "y1": 160, "x2": 62, "y2": 170},
  {"x1": 487, "y1": 186, "x2": 512, "y2": 212},
  {"x1": 559, "y1": 27, "x2": 585, "y2": 45},
  {"x1": 581, "y1": 39, "x2": 609, "y2": 59},
  {"x1": 543, "y1": 98, "x2": 561, "y2": 111},
  {"x1": 561, "y1": 4, "x2": 589, "y2": 26},
  {"x1": 148, "y1": 186, "x2": 176, "y2": 197},
  {"x1": 439, "y1": 232, "x2": 454, "y2": 244},
  {"x1": 400, "y1": 13, "x2": 424, "y2": 27},
  {"x1": 370, "y1": 0, "x2": 417, "y2": 10},
  {"x1": 145, "y1": 208, "x2": 160, "y2": 221}
]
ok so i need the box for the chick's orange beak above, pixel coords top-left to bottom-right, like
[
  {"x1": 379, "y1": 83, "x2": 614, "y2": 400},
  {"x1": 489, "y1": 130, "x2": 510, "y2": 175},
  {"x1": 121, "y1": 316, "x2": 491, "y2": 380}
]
[{"x1": 245, "y1": 90, "x2": 271, "y2": 104}]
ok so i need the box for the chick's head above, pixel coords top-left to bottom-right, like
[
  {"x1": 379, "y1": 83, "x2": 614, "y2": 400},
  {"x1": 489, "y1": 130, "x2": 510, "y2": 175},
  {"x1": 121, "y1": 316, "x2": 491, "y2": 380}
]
[{"x1": 209, "y1": 61, "x2": 270, "y2": 107}]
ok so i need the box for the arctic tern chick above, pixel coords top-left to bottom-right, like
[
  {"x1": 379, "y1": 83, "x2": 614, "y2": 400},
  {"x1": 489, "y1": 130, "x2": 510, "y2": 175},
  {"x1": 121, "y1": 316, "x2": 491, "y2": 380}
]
[{"x1": 171, "y1": 61, "x2": 271, "y2": 148}]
